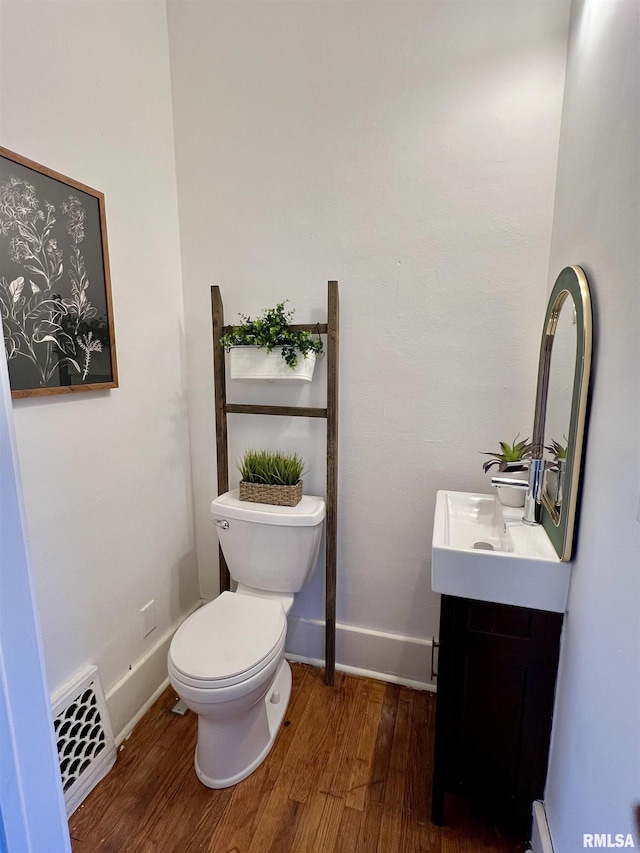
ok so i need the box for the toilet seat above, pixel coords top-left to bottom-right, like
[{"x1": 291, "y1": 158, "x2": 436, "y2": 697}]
[{"x1": 169, "y1": 592, "x2": 287, "y2": 690}]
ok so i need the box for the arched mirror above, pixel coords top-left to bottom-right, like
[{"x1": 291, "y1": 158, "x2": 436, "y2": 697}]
[{"x1": 532, "y1": 266, "x2": 592, "y2": 561}]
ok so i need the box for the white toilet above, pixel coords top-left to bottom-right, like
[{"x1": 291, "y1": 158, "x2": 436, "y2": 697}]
[{"x1": 168, "y1": 489, "x2": 325, "y2": 789}]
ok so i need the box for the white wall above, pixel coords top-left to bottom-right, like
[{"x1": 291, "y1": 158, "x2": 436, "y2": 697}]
[
  {"x1": 543, "y1": 1, "x2": 640, "y2": 848},
  {"x1": 0, "y1": 1, "x2": 199, "y2": 735},
  {"x1": 167, "y1": 0, "x2": 569, "y2": 680},
  {"x1": 0, "y1": 349, "x2": 70, "y2": 852}
]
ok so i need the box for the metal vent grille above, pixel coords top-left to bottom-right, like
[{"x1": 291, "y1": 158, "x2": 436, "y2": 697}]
[
  {"x1": 52, "y1": 666, "x2": 116, "y2": 815},
  {"x1": 54, "y1": 684, "x2": 107, "y2": 791}
]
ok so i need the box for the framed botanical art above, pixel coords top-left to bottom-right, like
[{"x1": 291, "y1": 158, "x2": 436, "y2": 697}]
[{"x1": 0, "y1": 147, "x2": 118, "y2": 398}]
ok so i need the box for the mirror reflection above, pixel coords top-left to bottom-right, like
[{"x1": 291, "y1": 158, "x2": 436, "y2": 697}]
[
  {"x1": 533, "y1": 265, "x2": 592, "y2": 561},
  {"x1": 543, "y1": 292, "x2": 577, "y2": 517}
]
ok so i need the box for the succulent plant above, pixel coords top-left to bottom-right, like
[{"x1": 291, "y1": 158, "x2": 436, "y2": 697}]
[
  {"x1": 545, "y1": 438, "x2": 567, "y2": 460},
  {"x1": 481, "y1": 434, "x2": 533, "y2": 473}
]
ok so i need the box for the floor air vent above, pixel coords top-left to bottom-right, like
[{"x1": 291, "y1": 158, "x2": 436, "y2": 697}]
[{"x1": 52, "y1": 665, "x2": 116, "y2": 816}]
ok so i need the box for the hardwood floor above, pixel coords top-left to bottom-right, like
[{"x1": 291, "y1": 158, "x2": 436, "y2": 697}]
[{"x1": 69, "y1": 663, "x2": 527, "y2": 853}]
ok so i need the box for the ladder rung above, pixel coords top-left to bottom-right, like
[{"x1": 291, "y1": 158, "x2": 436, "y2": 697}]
[
  {"x1": 225, "y1": 404, "x2": 328, "y2": 419},
  {"x1": 221, "y1": 323, "x2": 328, "y2": 335}
]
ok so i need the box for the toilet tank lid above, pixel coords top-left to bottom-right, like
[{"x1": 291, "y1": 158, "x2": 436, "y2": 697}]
[{"x1": 211, "y1": 490, "x2": 325, "y2": 526}]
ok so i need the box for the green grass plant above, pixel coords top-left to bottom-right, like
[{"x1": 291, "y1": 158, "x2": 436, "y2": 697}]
[{"x1": 239, "y1": 449, "x2": 305, "y2": 486}]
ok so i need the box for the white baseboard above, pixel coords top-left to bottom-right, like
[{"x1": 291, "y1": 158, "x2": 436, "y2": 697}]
[
  {"x1": 104, "y1": 606, "x2": 435, "y2": 745},
  {"x1": 530, "y1": 800, "x2": 554, "y2": 853},
  {"x1": 106, "y1": 601, "x2": 202, "y2": 744},
  {"x1": 286, "y1": 615, "x2": 436, "y2": 691}
]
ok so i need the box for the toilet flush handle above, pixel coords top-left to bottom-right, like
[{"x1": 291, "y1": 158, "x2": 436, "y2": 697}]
[{"x1": 213, "y1": 518, "x2": 229, "y2": 530}]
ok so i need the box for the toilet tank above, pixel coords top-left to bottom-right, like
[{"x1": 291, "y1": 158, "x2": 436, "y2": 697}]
[{"x1": 210, "y1": 490, "x2": 325, "y2": 593}]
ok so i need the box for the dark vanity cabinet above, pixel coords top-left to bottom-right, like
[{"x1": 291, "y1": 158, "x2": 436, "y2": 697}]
[{"x1": 431, "y1": 594, "x2": 563, "y2": 832}]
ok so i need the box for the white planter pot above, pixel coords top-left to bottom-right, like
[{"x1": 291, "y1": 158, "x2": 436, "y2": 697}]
[
  {"x1": 228, "y1": 346, "x2": 317, "y2": 382},
  {"x1": 496, "y1": 468, "x2": 528, "y2": 508}
]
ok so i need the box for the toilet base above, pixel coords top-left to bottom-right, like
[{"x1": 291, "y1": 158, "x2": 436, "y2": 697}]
[{"x1": 194, "y1": 658, "x2": 292, "y2": 789}]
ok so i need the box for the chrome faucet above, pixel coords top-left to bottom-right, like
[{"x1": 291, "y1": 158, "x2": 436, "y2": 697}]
[{"x1": 491, "y1": 457, "x2": 545, "y2": 525}]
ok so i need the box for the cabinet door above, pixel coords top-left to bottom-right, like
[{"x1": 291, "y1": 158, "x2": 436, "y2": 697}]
[{"x1": 432, "y1": 596, "x2": 563, "y2": 827}]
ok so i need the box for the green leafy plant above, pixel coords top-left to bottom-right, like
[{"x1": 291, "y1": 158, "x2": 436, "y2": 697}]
[
  {"x1": 220, "y1": 301, "x2": 323, "y2": 369},
  {"x1": 481, "y1": 434, "x2": 533, "y2": 473},
  {"x1": 238, "y1": 449, "x2": 306, "y2": 486},
  {"x1": 545, "y1": 438, "x2": 567, "y2": 460}
]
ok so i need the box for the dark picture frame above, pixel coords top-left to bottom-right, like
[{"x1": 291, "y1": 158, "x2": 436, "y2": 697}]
[{"x1": 0, "y1": 147, "x2": 118, "y2": 398}]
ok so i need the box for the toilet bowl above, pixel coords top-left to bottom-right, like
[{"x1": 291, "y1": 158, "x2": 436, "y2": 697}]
[
  {"x1": 168, "y1": 591, "x2": 290, "y2": 788},
  {"x1": 168, "y1": 490, "x2": 325, "y2": 788}
]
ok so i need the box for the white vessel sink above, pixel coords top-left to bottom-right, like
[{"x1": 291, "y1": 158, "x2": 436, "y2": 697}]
[{"x1": 431, "y1": 491, "x2": 570, "y2": 613}]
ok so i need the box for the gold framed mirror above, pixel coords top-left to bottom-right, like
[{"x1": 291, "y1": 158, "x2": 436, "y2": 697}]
[{"x1": 532, "y1": 266, "x2": 592, "y2": 561}]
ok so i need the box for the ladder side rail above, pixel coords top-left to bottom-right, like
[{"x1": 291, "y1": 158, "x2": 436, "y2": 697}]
[
  {"x1": 325, "y1": 281, "x2": 339, "y2": 686},
  {"x1": 211, "y1": 286, "x2": 231, "y2": 592}
]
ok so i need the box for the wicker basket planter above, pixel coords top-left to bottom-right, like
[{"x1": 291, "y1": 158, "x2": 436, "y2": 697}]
[{"x1": 239, "y1": 480, "x2": 303, "y2": 507}]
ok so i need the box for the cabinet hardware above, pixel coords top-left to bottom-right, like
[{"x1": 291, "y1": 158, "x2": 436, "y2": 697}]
[{"x1": 431, "y1": 636, "x2": 439, "y2": 680}]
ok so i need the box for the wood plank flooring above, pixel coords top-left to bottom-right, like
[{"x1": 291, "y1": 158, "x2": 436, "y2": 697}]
[{"x1": 69, "y1": 663, "x2": 527, "y2": 853}]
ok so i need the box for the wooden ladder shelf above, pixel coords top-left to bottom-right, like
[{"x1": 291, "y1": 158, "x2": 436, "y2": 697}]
[{"x1": 211, "y1": 281, "x2": 339, "y2": 686}]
